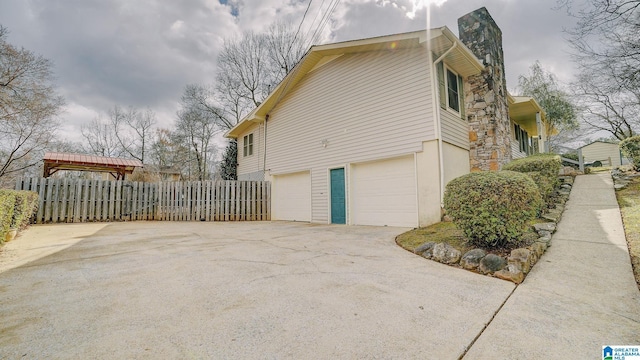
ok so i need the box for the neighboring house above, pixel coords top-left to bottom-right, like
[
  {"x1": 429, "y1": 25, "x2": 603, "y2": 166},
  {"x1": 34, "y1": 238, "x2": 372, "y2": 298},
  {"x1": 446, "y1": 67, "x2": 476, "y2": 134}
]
[
  {"x1": 139, "y1": 164, "x2": 183, "y2": 181},
  {"x1": 226, "y1": 7, "x2": 549, "y2": 228},
  {"x1": 579, "y1": 141, "x2": 630, "y2": 167},
  {"x1": 509, "y1": 95, "x2": 548, "y2": 159}
]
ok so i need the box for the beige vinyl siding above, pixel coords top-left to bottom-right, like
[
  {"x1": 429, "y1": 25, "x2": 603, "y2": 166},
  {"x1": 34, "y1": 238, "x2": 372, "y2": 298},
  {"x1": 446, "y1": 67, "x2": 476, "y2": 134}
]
[
  {"x1": 265, "y1": 47, "x2": 434, "y2": 223},
  {"x1": 581, "y1": 142, "x2": 622, "y2": 167},
  {"x1": 510, "y1": 120, "x2": 527, "y2": 159},
  {"x1": 441, "y1": 108, "x2": 470, "y2": 150},
  {"x1": 237, "y1": 123, "x2": 263, "y2": 177},
  {"x1": 511, "y1": 141, "x2": 526, "y2": 159}
]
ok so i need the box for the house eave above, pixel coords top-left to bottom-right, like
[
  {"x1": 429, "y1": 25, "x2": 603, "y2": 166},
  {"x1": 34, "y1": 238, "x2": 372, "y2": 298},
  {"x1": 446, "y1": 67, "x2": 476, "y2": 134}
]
[
  {"x1": 433, "y1": 27, "x2": 485, "y2": 77},
  {"x1": 508, "y1": 95, "x2": 553, "y2": 136}
]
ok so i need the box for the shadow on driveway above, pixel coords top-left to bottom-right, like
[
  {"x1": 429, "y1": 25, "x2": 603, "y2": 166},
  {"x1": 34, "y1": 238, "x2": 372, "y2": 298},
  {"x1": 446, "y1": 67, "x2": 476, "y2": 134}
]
[{"x1": 0, "y1": 221, "x2": 514, "y2": 359}]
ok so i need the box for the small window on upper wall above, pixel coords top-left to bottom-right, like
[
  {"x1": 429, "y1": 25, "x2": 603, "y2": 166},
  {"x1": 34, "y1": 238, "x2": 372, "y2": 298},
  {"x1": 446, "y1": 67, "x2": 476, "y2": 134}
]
[
  {"x1": 446, "y1": 68, "x2": 461, "y2": 112},
  {"x1": 437, "y1": 62, "x2": 465, "y2": 119},
  {"x1": 243, "y1": 133, "x2": 253, "y2": 157}
]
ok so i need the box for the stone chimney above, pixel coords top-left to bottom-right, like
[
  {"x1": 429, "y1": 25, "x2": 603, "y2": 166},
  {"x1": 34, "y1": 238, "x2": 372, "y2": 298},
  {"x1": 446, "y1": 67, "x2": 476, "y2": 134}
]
[{"x1": 458, "y1": 7, "x2": 511, "y2": 171}]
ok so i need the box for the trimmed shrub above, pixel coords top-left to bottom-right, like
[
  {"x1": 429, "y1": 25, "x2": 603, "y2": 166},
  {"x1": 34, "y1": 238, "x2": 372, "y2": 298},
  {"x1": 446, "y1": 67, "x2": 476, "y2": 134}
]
[
  {"x1": 524, "y1": 171, "x2": 554, "y2": 203},
  {"x1": 444, "y1": 171, "x2": 543, "y2": 248},
  {"x1": 0, "y1": 190, "x2": 17, "y2": 242},
  {"x1": 561, "y1": 153, "x2": 579, "y2": 168},
  {"x1": 620, "y1": 135, "x2": 640, "y2": 171},
  {"x1": 503, "y1": 154, "x2": 562, "y2": 206},
  {"x1": 0, "y1": 189, "x2": 38, "y2": 243},
  {"x1": 561, "y1": 153, "x2": 579, "y2": 161},
  {"x1": 12, "y1": 191, "x2": 39, "y2": 229},
  {"x1": 503, "y1": 153, "x2": 562, "y2": 179}
]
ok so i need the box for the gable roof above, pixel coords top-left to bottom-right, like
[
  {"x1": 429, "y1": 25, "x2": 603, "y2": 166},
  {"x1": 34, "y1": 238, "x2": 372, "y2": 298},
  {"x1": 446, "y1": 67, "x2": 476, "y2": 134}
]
[
  {"x1": 42, "y1": 152, "x2": 143, "y2": 179},
  {"x1": 225, "y1": 27, "x2": 484, "y2": 139},
  {"x1": 578, "y1": 140, "x2": 620, "y2": 149}
]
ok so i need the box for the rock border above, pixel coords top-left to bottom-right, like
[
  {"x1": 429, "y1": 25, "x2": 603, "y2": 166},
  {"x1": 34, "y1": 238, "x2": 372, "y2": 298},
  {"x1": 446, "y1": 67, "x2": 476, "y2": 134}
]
[
  {"x1": 410, "y1": 175, "x2": 573, "y2": 284},
  {"x1": 612, "y1": 167, "x2": 640, "y2": 191}
]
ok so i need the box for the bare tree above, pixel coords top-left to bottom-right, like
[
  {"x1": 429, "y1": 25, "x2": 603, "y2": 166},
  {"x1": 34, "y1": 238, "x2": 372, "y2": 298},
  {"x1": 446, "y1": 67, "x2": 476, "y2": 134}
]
[
  {"x1": 561, "y1": 0, "x2": 640, "y2": 91},
  {"x1": 574, "y1": 70, "x2": 639, "y2": 140},
  {"x1": 213, "y1": 21, "x2": 309, "y2": 179},
  {"x1": 215, "y1": 31, "x2": 269, "y2": 127},
  {"x1": 0, "y1": 25, "x2": 64, "y2": 182},
  {"x1": 110, "y1": 105, "x2": 156, "y2": 163},
  {"x1": 215, "y1": 21, "x2": 309, "y2": 124},
  {"x1": 174, "y1": 85, "x2": 223, "y2": 180},
  {"x1": 148, "y1": 128, "x2": 190, "y2": 179},
  {"x1": 80, "y1": 105, "x2": 156, "y2": 162},
  {"x1": 181, "y1": 84, "x2": 232, "y2": 130},
  {"x1": 80, "y1": 116, "x2": 123, "y2": 158},
  {"x1": 265, "y1": 20, "x2": 309, "y2": 86},
  {"x1": 560, "y1": 0, "x2": 640, "y2": 139}
]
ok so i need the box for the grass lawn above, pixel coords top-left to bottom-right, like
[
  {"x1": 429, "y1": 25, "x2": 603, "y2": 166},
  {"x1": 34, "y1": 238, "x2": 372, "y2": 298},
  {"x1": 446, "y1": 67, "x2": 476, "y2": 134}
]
[
  {"x1": 396, "y1": 220, "x2": 539, "y2": 260},
  {"x1": 396, "y1": 221, "x2": 472, "y2": 254},
  {"x1": 615, "y1": 173, "x2": 640, "y2": 289}
]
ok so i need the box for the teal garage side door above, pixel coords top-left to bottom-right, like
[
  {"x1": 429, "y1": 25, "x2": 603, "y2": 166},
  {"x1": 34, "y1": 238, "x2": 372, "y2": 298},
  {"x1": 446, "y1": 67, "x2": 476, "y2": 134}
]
[{"x1": 330, "y1": 168, "x2": 346, "y2": 224}]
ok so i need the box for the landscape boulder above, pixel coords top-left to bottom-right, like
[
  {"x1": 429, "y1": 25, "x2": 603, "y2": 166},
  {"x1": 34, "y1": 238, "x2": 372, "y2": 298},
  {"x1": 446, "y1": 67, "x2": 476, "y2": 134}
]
[
  {"x1": 431, "y1": 243, "x2": 462, "y2": 264},
  {"x1": 530, "y1": 241, "x2": 547, "y2": 257},
  {"x1": 460, "y1": 249, "x2": 487, "y2": 270},
  {"x1": 479, "y1": 254, "x2": 506, "y2": 274},
  {"x1": 495, "y1": 265, "x2": 525, "y2": 284},
  {"x1": 415, "y1": 242, "x2": 436, "y2": 259},
  {"x1": 508, "y1": 248, "x2": 534, "y2": 274},
  {"x1": 534, "y1": 222, "x2": 556, "y2": 233}
]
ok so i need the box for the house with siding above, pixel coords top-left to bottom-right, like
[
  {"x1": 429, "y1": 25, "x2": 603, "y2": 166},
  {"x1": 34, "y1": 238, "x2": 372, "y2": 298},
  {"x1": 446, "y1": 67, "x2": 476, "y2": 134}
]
[
  {"x1": 579, "y1": 141, "x2": 630, "y2": 167},
  {"x1": 226, "y1": 7, "x2": 549, "y2": 228}
]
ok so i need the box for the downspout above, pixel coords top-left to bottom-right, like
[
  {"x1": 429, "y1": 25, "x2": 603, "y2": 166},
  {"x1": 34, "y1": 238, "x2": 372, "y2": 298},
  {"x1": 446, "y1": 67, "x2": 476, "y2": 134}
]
[
  {"x1": 431, "y1": 41, "x2": 458, "y2": 208},
  {"x1": 263, "y1": 115, "x2": 269, "y2": 176}
]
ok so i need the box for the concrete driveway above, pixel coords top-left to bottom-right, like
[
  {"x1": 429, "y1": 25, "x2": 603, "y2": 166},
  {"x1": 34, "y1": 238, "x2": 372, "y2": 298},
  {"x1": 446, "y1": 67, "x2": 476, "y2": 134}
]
[{"x1": 0, "y1": 221, "x2": 514, "y2": 359}]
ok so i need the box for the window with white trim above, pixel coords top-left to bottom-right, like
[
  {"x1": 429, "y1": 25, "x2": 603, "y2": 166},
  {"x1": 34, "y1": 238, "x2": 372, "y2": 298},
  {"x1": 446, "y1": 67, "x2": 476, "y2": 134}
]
[
  {"x1": 437, "y1": 61, "x2": 465, "y2": 120},
  {"x1": 446, "y1": 68, "x2": 461, "y2": 112},
  {"x1": 243, "y1": 133, "x2": 253, "y2": 157}
]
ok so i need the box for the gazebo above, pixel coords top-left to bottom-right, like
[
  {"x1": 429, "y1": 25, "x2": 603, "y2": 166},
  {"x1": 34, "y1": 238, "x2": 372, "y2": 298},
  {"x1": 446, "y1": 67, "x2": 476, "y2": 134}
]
[{"x1": 42, "y1": 152, "x2": 143, "y2": 180}]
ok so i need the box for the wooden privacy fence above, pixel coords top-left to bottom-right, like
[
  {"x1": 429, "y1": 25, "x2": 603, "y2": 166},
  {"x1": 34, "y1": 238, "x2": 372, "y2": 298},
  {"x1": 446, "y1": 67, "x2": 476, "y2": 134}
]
[{"x1": 15, "y1": 178, "x2": 271, "y2": 224}]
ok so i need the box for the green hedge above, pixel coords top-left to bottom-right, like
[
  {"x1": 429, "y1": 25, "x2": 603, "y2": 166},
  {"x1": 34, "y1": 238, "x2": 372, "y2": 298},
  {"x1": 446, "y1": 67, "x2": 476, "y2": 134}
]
[
  {"x1": 0, "y1": 191, "x2": 16, "y2": 242},
  {"x1": 620, "y1": 135, "x2": 640, "y2": 171},
  {"x1": 443, "y1": 171, "x2": 543, "y2": 248},
  {"x1": 0, "y1": 189, "x2": 38, "y2": 243},
  {"x1": 503, "y1": 153, "x2": 562, "y2": 206}
]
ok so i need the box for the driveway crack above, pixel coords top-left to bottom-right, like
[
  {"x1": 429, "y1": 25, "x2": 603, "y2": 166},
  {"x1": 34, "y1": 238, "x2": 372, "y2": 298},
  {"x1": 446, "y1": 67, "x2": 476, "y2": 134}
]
[{"x1": 459, "y1": 283, "x2": 519, "y2": 359}]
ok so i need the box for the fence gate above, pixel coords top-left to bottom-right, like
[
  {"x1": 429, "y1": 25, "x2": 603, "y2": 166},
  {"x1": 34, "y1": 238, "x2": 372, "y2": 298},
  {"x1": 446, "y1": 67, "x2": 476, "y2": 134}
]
[{"x1": 15, "y1": 178, "x2": 270, "y2": 224}]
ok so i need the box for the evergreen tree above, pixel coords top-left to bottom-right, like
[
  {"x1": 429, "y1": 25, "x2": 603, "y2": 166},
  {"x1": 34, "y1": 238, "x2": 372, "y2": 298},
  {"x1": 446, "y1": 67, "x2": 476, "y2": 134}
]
[{"x1": 219, "y1": 140, "x2": 237, "y2": 180}]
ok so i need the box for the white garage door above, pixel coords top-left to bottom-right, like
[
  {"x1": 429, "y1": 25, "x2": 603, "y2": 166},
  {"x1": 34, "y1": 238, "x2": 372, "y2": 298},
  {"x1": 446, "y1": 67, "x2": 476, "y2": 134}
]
[
  {"x1": 351, "y1": 156, "x2": 417, "y2": 227},
  {"x1": 272, "y1": 171, "x2": 311, "y2": 222}
]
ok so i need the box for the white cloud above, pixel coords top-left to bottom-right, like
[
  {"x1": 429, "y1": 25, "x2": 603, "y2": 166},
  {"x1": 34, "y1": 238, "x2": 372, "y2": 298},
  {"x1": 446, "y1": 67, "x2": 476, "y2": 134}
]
[
  {"x1": 170, "y1": 20, "x2": 185, "y2": 32},
  {"x1": 0, "y1": 0, "x2": 585, "y2": 148},
  {"x1": 406, "y1": 0, "x2": 449, "y2": 19}
]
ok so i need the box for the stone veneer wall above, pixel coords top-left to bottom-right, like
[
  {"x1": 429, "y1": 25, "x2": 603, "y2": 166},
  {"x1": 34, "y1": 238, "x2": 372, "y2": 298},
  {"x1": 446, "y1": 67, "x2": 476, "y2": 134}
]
[{"x1": 458, "y1": 7, "x2": 512, "y2": 171}]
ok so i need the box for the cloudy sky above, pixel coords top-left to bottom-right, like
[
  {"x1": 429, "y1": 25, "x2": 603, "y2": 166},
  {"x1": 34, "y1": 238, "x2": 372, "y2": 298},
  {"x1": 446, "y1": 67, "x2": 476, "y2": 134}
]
[{"x1": 0, "y1": 0, "x2": 582, "y2": 144}]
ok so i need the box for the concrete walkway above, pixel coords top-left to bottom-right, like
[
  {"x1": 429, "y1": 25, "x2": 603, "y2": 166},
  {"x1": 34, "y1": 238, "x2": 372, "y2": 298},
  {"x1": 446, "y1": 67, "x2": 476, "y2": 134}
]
[{"x1": 464, "y1": 173, "x2": 640, "y2": 359}]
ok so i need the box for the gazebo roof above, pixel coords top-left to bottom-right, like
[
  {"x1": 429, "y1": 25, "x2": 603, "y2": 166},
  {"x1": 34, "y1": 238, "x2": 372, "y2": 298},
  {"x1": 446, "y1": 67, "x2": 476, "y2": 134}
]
[{"x1": 43, "y1": 152, "x2": 143, "y2": 180}]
